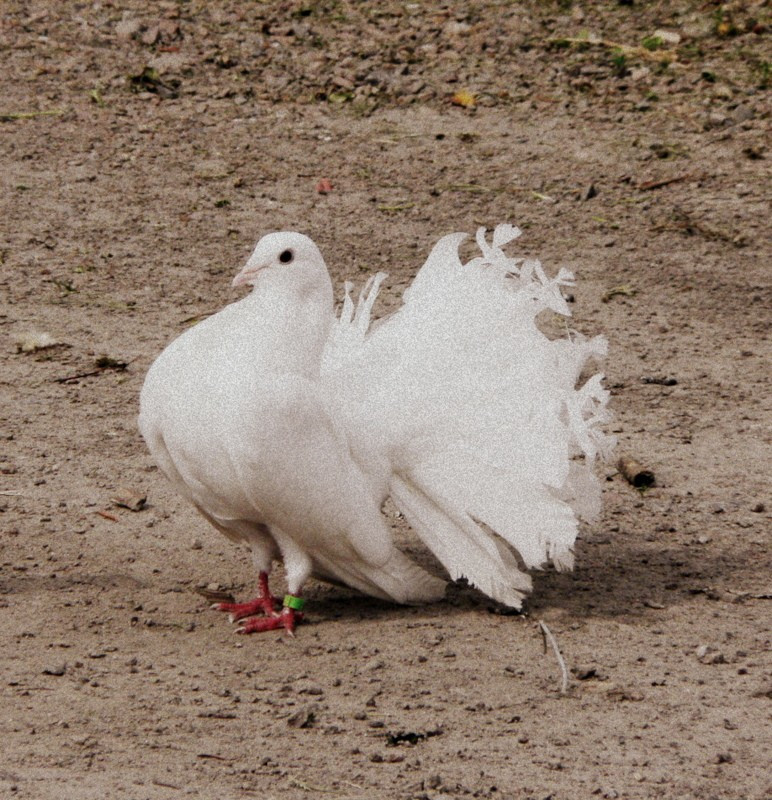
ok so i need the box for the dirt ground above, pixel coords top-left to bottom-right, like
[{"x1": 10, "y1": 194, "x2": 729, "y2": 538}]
[{"x1": 1, "y1": 2, "x2": 770, "y2": 799}]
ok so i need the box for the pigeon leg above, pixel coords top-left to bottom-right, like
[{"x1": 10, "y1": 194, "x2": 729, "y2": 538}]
[
  {"x1": 212, "y1": 571, "x2": 281, "y2": 622},
  {"x1": 233, "y1": 535, "x2": 310, "y2": 634},
  {"x1": 236, "y1": 604, "x2": 303, "y2": 636}
]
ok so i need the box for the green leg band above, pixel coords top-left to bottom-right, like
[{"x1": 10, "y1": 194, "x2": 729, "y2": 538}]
[{"x1": 283, "y1": 594, "x2": 306, "y2": 611}]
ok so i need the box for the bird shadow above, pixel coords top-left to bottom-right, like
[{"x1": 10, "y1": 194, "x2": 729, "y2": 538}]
[{"x1": 300, "y1": 532, "x2": 756, "y2": 627}]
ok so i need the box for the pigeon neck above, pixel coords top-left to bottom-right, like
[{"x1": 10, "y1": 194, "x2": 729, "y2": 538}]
[{"x1": 245, "y1": 273, "x2": 334, "y2": 377}]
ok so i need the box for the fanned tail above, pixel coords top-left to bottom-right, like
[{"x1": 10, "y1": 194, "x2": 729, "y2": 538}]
[
  {"x1": 323, "y1": 224, "x2": 615, "y2": 608},
  {"x1": 390, "y1": 473, "x2": 532, "y2": 608}
]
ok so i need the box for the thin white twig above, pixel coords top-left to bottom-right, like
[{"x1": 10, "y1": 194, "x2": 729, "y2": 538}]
[{"x1": 538, "y1": 620, "x2": 569, "y2": 695}]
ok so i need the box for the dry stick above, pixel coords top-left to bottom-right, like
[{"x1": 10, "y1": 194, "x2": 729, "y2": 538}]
[
  {"x1": 54, "y1": 357, "x2": 135, "y2": 384},
  {"x1": 618, "y1": 455, "x2": 656, "y2": 488},
  {"x1": 638, "y1": 173, "x2": 692, "y2": 191},
  {"x1": 289, "y1": 776, "x2": 339, "y2": 793},
  {"x1": 548, "y1": 37, "x2": 677, "y2": 64},
  {"x1": 196, "y1": 753, "x2": 234, "y2": 762},
  {"x1": 538, "y1": 620, "x2": 569, "y2": 695},
  {"x1": 152, "y1": 780, "x2": 182, "y2": 790},
  {"x1": 0, "y1": 108, "x2": 65, "y2": 121},
  {"x1": 54, "y1": 368, "x2": 105, "y2": 384}
]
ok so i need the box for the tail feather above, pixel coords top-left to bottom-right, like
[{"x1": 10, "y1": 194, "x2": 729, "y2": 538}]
[
  {"x1": 323, "y1": 224, "x2": 614, "y2": 607},
  {"x1": 407, "y1": 456, "x2": 579, "y2": 570},
  {"x1": 390, "y1": 473, "x2": 532, "y2": 608}
]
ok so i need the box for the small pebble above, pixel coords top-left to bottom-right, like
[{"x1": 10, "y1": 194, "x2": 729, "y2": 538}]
[{"x1": 696, "y1": 645, "x2": 726, "y2": 664}]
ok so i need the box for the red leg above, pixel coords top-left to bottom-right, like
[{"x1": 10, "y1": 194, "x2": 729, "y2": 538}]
[
  {"x1": 236, "y1": 607, "x2": 303, "y2": 636},
  {"x1": 212, "y1": 571, "x2": 281, "y2": 622}
]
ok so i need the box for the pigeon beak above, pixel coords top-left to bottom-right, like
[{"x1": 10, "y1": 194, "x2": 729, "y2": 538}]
[{"x1": 232, "y1": 263, "x2": 267, "y2": 288}]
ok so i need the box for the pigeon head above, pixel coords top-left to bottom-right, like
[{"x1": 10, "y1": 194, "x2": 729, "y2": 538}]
[{"x1": 232, "y1": 232, "x2": 327, "y2": 290}]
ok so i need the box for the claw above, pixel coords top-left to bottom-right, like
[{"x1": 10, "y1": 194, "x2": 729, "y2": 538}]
[
  {"x1": 211, "y1": 572, "x2": 280, "y2": 621},
  {"x1": 213, "y1": 597, "x2": 279, "y2": 621},
  {"x1": 209, "y1": 573, "x2": 305, "y2": 634},
  {"x1": 236, "y1": 607, "x2": 302, "y2": 635}
]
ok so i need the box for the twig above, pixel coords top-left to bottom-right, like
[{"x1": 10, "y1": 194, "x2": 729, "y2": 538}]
[
  {"x1": 0, "y1": 108, "x2": 65, "y2": 121},
  {"x1": 195, "y1": 586, "x2": 236, "y2": 604},
  {"x1": 638, "y1": 174, "x2": 692, "y2": 191},
  {"x1": 652, "y1": 206, "x2": 738, "y2": 243},
  {"x1": 54, "y1": 357, "x2": 134, "y2": 384},
  {"x1": 55, "y1": 369, "x2": 105, "y2": 384},
  {"x1": 601, "y1": 284, "x2": 637, "y2": 303},
  {"x1": 618, "y1": 455, "x2": 656, "y2": 488},
  {"x1": 196, "y1": 752, "x2": 235, "y2": 762},
  {"x1": 447, "y1": 183, "x2": 489, "y2": 193},
  {"x1": 726, "y1": 588, "x2": 772, "y2": 600},
  {"x1": 289, "y1": 776, "x2": 339, "y2": 793},
  {"x1": 340, "y1": 780, "x2": 366, "y2": 791},
  {"x1": 538, "y1": 620, "x2": 569, "y2": 695},
  {"x1": 180, "y1": 311, "x2": 215, "y2": 326},
  {"x1": 549, "y1": 36, "x2": 677, "y2": 63}
]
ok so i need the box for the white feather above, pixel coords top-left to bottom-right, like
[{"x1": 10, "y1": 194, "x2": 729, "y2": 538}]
[{"x1": 140, "y1": 225, "x2": 614, "y2": 611}]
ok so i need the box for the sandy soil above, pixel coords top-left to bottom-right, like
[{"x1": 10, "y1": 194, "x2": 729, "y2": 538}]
[{"x1": 1, "y1": 2, "x2": 770, "y2": 798}]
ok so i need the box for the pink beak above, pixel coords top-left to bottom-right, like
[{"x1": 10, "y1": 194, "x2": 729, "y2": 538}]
[{"x1": 231, "y1": 264, "x2": 265, "y2": 288}]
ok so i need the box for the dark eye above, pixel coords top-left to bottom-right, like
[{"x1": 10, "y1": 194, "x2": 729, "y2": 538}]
[{"x1": 279, "y1": 249, "x2": 294, "y2": 264}]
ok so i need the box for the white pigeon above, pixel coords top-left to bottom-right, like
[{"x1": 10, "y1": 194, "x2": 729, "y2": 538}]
[{"x1": 139, "y1": 223, "x2": 614, "y2": 634}]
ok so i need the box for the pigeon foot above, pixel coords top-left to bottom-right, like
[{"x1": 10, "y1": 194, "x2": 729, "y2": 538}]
[
  {"x1": 212, "y1": 571, "x2": 280, "y2": 621},
  {"x1": 236, "y1": 607, "x2": 302, "y2": 636}
]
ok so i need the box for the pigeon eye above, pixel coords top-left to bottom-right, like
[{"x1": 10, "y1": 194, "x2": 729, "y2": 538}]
[{"x1": 279, "y1": 249, "x2": 294, "y2": 264}]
